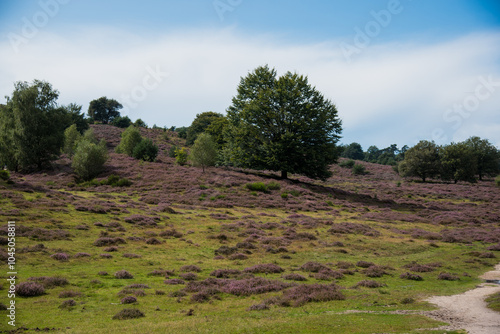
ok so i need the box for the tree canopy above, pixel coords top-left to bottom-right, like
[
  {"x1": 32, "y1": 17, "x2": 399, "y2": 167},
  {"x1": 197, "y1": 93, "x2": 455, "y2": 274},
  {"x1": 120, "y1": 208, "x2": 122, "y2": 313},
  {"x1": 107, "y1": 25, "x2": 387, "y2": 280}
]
[
  {"x1": 88, "y1": 97, "x2": 123, "y2": 124},
  {"x1": 186, "y1": 111, "x2": 224, "y2": 146},
  {"x1": 398, "y1": 140, "x2": 441, "y2": 182},
  {"x1": 226, "y1": 65, "x2": 342, "y2": 180},
  {"x1": 0, "y1": 80, "x2": 80, "y2": 171},
  {"x1": 464, "y1": 136, "x2": 499, "y2": 180}
]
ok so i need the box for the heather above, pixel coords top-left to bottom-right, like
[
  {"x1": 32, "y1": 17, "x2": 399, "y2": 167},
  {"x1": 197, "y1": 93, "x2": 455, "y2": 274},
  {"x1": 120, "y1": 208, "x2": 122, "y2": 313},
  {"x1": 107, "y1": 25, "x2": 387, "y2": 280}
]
[{"x1": 0, "y1": 124, "x2": 498, "y2": 333}]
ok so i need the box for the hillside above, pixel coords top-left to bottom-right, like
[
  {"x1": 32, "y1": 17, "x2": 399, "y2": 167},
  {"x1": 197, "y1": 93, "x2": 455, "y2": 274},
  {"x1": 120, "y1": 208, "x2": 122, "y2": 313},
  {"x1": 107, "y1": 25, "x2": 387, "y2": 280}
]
[{"x1": 1, "y1": 124, "x2": 499, "y2": 333}]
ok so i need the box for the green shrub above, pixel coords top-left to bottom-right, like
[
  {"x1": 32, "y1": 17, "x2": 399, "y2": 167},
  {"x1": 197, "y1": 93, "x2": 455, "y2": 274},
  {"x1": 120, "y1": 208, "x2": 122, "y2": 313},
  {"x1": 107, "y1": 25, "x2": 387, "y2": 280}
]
[
  {"x1": 132, "y1": 139, "x2": 158, "y2": 162},
  {"x1": 267, "y1": 181, "x2": 281, "y2": 191},
  {"x1": 116, "y1": 126, "x2": 142, "y2": 156},
  {"x1": 112, "y1": 116, "x2": 132, "y2": 128},
  {"x1": 63, "y1": 124, "x2": 81, "y2": 156},
  {"x1": 72, "y1": 140, "x2": 108, "y2": 181},
  {"x1": 0, "y1": 170, "x2": 10, "y2": 181},
  {"x1": 246, "y1": 182, "x2": 268, "y2": 193},
  {"x1": 168, "y1": 145, "x2": 178, "y2": 158},
  {"x1": 352, "y1": 164, "x2": 366, "y2": 175},
  {"x1": 175, "y1": 147, "x2": 188, "y2": 166},
  {"x1": 496, "y1": 175, "x2": 500, "y2": 187},
  {"x1": 339, "y1": 159, "x2": 355, "y2": 168}
]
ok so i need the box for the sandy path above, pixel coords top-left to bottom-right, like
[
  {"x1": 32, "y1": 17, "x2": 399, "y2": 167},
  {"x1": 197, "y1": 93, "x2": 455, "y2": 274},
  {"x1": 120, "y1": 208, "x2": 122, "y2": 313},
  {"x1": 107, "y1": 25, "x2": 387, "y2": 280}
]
[{"x1": 424, "y1": 263, "x2": 500, "y2": 334}]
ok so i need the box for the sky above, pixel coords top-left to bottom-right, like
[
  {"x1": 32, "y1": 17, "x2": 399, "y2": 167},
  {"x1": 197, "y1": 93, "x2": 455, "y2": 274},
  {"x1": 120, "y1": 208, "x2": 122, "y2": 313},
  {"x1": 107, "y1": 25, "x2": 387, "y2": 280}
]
[{"x1": 1, "y1": 0, "x2": 500, "y2": 149}]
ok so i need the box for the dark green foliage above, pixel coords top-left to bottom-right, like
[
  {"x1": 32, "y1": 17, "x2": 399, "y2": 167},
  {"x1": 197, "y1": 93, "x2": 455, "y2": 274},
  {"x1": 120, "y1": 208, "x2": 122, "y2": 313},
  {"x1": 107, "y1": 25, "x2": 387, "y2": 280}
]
[
  {"x1": 116, "y1": 126, "x2": 142, "y2": 156},
  {"x1": 364, "y1": 144, "x2": 406, "y2": 165},
  {"x1": 134, "y1": 118, "x2": 147, "y2": 128},
  {"x1": 176, "y1": 126, "x2": 188, "y2": 139},
  {"x1": 339, "y1": 159, "x2": 355, "y2": 168},
  {"x1": 189, "y1": 133, "x2": 217, "y2": 172},
  {"x1": 62, "y1": 103, "x2": 89, "y2": 134},
  {"x1": 464, "y1": 136, "x2": 500, "y2": 180},
  {"x1": 398, "y1": 140, "x2": 441, "y2": 182},
  {"x1": 132, "y1": 139, "x2": 158, "y2": 162},
  {"x1": 168, "y1": 145, "x2": 178, "y2": 158},
  {"x1": 112, "y1": 116, "x2": 132, "y2": 128},
  {"x1": 205, "y1": 117, "x2": 230, "y2": 148},
  {"x1": 186, "y1": 112, "x2": 224, "y2": 145},
  {"x1": 341, "y1": 142, "x2": 364, "y2": 160},
  {"x1": 0, "y1": 170, "x2": 10, "y2": 181},
  {"x1": 72, "y1": 139, "x2": 108, "y2": 181},
  {"x1": 87, "y1": 97, "x2": 122, "y2": 124},
  {"x1": 0, "y1": 80, "x2": 72, "y2": 171},
  {"x1": 352, "y1": 164, "x2": 366, "y2": 175},
  {"x1": 440, "y1": 142, "x2": 477, "y2": 183},
  {"x1": 226, "y1": 65, "x2": 342, "y2": 180},
  {"x1": 496, "y1": 175, "x2": 500, "y2": 187}
]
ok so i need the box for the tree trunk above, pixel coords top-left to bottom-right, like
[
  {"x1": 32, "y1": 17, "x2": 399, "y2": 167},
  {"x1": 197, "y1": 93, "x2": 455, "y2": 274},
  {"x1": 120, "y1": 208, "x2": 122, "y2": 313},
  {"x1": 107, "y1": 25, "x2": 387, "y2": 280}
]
[{"x1": 281, "y1": 171, "x2": 288, "y2": 179}]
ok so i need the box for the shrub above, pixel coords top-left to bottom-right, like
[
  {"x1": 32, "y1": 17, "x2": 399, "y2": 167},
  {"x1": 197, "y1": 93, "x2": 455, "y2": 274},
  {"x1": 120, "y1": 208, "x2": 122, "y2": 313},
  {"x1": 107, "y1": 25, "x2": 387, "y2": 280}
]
[
  {"x1": 16, "y1": 282, "x2": 45, "y2": 297},
  {"x1": 180, "y1": 265, "x2": 202, "y2": 273},
  {"x1": 352, "y1": 164, "x2": 366, "y2": 175},
  {"x1": 121, "y1": 296, "x2": 138, "y2": 304},
  {"x1": 400, "y1": 272, "x2": 423, "y2": 281},
  {"x1": 189, "y1": 133, "x2": 217, "y2": 172},
  {"x1": 63, "y1": 124, "x2": 81, "y2": 157},
  {"x1": 50, "y1": 253, "x2": 70, "y2": 262},
  {"x1": 112, "y1": 309, "x2": 145, "y2": 320},
  {"x1": 59, "y1": 299, "x2": 77, "y2": 309},
  {"x1": 133, "y1": 139, "x2": 158, "y2": 162},
  {"x1": 278, "y1": 283, "x2": 345, "y2": 307},
  {"x1": 354, "y1": 280, "x2": 386, "y2": 288},
  {"x1": 28, "y1": 276, "x2": 69, "y2": 288},
  {"x1": 300, "y1": 262, "x2": 328, "y2": 273},
  {"x1": 123, "y1": 253, "x2": 141, "y2": 259},
  {"x1": 0, "y1": 170, "x2": 10, "y2": 181},
  {"x1": 72, "y1": 139, "x2": 108, "y2": 181},
  {"x1": 356, "y1": 261, "x2": 375, "y2": 268},
  {"x1": 112, "y1": 116, "x2": 132, "y2": 128},
  {"x1": 146, "y1": 237, "x2": 161, "y2": 245},
  {"x1": 179, "y1": 273, "x2": 198, "y2": 281},
  {"x1": 114, "y1": 270, "x2": 134, "y2": 279},
  {"x1": 175, "y1": 147, "x2": 189, "y2": 165},
  {"x1": 116, "y1": 126, "x2": 142, "y2": 156},
  {"x1": 246, "y1": 182, "x2": 269, "y2": 193},
  {"x1": 244, "y1": 263, "x2": 284, "y2": 274},
  {"x1": 229, "y1": 253, "x2": 248, "y2": 260},
  {"x1": 437, "y1": 272, "x2": 460, "y2": 281},
  {"x1": 496, "y1": 175, "x2": 500, "y2": 187},
  {"x1": 93, "y1": 237, "x2": 127, "y2": 247},
  {"x1": 339, "y1": 159, "x2": 355, "y2": 168},
  {"x1": 168, "y1": 145, "x2": 178, "y2": 158},
  {"x1": 363, "y1": 266, "x2": 388, "y2": 278},
  {"x1": 210, "y1": 269, "x2": 242, "y2": 278},
  {"x1": 164, "y1": 279, "x2": 185, "y2": 285}
]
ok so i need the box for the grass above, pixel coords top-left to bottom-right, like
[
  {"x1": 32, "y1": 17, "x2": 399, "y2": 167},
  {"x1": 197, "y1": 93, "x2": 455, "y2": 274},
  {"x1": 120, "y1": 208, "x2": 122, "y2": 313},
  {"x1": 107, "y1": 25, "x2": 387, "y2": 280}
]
[
  {"x1": 485, "y1": 291, "x2": 500, "y2": 312},
  {"x1": 0, "y1": 124, "x2": 498, "y2": 333}
]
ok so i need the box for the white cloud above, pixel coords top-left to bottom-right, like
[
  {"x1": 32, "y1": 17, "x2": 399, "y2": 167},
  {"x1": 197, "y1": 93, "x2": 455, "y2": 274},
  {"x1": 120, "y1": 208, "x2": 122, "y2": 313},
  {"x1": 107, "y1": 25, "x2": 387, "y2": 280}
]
[{"x1": 0, "y1": 27, "x2": 499, "y2": 148}]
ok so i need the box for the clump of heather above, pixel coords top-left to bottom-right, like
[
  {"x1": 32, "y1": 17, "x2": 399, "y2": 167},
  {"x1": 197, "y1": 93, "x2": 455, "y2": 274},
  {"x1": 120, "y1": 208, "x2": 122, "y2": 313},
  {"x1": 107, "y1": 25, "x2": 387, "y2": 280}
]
[
  {"x1": 121, "y1": 296, "x2": 138, "y2": 304},
  {"x1": 114, "y1": 270, "x2": 134, "y2": 279},
  {"x1": 300, "y1": 262, "x2": 329, "y2": 273},
  {"x1": 112, "y1": 309, "x2": 145, "y2": 320},
  {"x1": 16, "y1": 282, "x2": 45, "y2": 297},
  {"x1": 437, "y1": 272, "x2": 460, "y2": 281},
  {"x1": 282, "y1": 273, "x2": 308, "y2": 281},
  {"x1": 180, "y1": 265, "x2": 202, "y2": 273},
  {"x1": 354, "y1": 280, "x2": 387, "y2": 288},
  {"x1": 179, "y1": 273, "x2": 198, "y2": 281},
  {"x1": 273, "y1": 283, "x2": 345, "y2": 307},
  {"x1": 210, "y1": 269, "x2": 242, "y2": 278},
  {"x1": 50, "y1": 253, "x2": 70, "y2": 261},
  {"x1": 244, "y1": 263, "x2": 284, "y2": 274},
  {"x1": 400, "y1": 272, "x2": 423, "y2": 281}
]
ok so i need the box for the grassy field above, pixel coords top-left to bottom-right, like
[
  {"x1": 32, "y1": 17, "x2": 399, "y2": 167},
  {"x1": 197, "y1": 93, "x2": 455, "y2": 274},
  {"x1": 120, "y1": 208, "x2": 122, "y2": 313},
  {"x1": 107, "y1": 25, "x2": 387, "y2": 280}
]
[{"x1": 0, "y1": 125, "x2": 498, "y2": 333}]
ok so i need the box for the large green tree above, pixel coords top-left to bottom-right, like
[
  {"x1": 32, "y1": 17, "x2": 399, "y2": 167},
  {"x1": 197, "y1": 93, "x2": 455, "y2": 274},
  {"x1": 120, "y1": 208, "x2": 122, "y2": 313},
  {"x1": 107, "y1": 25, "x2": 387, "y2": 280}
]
[
  {"x1": 226, "y1": 65, "x2": 342, "y2": 180},
  {"x1": 87, "y1": 97, "x2": 123, "y2": 124},
  {"x1": 440, "y1": 142, "x2": 477, "y2": 183},
  {"x1": 341, "y1": 142, "x2": 364, "y2": 160},
  {"x1": 186, "y1": 111, "x2": 224, "y2": 145},
  {"x1": 464, "y1": 136, "x2": 499, "y2": 180},
  {"x1": 0, "y1": 80, "x2": 71, "y2": 171},
  {"x1": 398, "y1": 140, "x2": 441, "y2": 182}
]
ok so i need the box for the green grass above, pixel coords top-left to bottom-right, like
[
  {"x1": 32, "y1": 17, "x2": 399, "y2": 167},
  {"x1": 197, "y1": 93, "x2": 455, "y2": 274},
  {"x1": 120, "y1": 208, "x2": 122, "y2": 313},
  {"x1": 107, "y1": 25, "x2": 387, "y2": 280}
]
[{"x1": 486, "y1": 291, "x2": 500, "y2": 312}]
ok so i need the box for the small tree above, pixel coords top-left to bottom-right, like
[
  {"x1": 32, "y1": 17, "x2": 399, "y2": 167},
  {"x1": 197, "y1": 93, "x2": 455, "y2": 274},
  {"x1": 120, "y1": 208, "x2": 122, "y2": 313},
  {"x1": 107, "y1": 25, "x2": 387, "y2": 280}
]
[
  {"x1": 132, "y1": 139, "x2": 158, "y2": 162},
  {"x1": 134, "y1": 118, "x2": 147, "y2": 128},
  {"x1": 72, "y1": 139, "x2": 108, "y2": 181},
  {"x1": 63, "y1": 124, "x2": 82, "y2": 157},
  {"x1": 87, "y1": 97, "x2": 122, "y2": 124},
  {"x1": 399, "y1": 140, "x2": 441, "y2": 182},
  {"x1": 111, "y1": 116, "x2": 132, "y2": 128},
  {"x1": 175, "y1": 147, "x2": 188, "y2": 166},
  {"x1": 116, "y1": 126, "x2": 142, "y2": 156},
  {"x1": 464, "y1": 136, "x2": 500, "y2": 180},
  {"x1": 189, "y1": 133, "x2": 217, "y2": 172}
]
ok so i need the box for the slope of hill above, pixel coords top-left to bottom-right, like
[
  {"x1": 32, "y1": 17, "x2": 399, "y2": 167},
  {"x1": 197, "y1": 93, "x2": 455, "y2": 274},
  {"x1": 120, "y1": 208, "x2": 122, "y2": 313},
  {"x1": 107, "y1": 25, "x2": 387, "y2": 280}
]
[{"x1": 0, "y1": 124, "x2": 499, "y2": 333}]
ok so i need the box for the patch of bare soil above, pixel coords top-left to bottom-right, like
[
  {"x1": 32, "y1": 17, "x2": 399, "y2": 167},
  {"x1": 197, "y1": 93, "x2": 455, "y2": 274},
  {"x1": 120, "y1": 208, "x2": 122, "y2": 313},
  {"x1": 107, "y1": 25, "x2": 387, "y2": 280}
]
[{"x1": 424, "y1": 263, "x2": 500, "y2": 334}]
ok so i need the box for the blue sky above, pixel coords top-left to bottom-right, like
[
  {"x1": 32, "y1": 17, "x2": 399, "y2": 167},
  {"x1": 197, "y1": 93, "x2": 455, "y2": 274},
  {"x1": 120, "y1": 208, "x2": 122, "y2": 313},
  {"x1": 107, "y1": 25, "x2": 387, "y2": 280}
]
[{"x1": 1, "y1": 0, "x2": 499, "y2": 149}]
